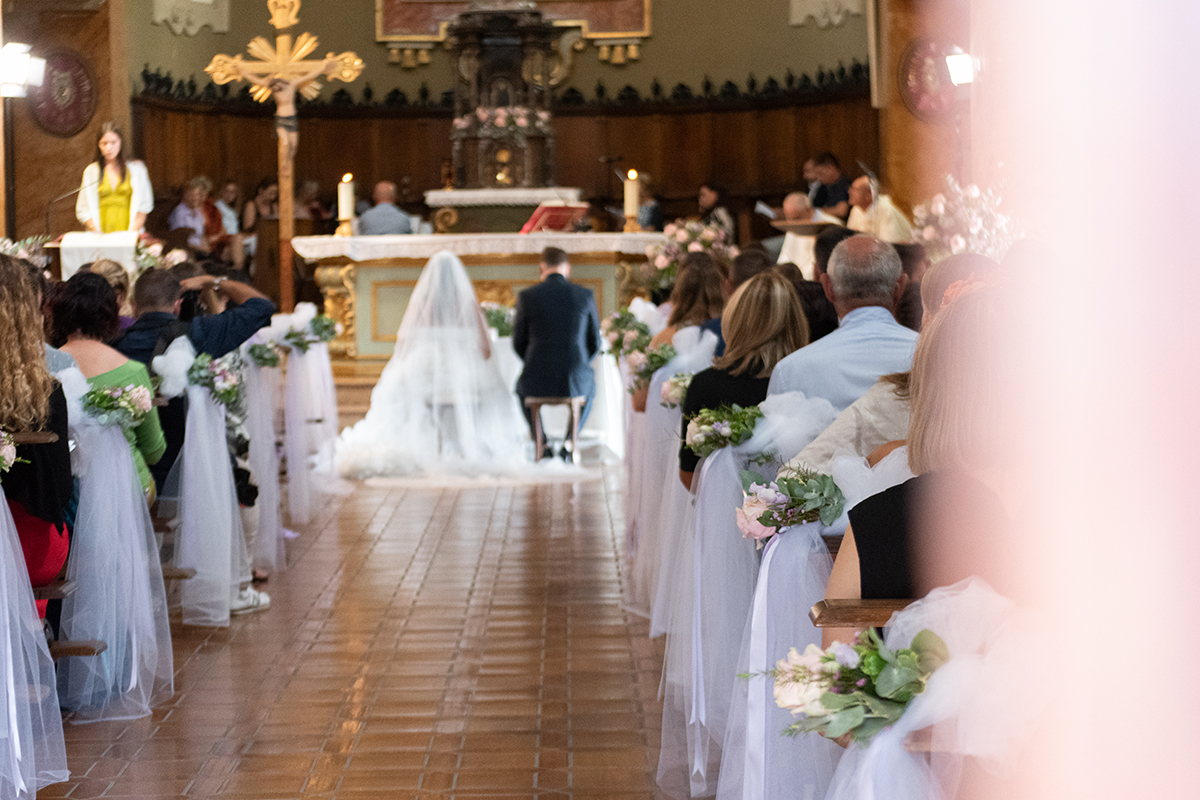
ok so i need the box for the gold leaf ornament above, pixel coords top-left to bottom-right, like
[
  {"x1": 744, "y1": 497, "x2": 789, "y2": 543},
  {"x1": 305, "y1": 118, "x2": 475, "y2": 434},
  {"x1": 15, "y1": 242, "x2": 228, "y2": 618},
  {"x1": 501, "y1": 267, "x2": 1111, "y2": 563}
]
[{"x1": 268, "y1": 0, "x2": 301, "y2": 29}]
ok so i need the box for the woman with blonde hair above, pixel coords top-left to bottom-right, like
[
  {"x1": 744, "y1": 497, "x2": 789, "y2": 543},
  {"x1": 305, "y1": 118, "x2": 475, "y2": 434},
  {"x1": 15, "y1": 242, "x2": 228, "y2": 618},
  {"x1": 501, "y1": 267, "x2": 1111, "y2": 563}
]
[
  {"x1": 677, "y1": 269, "x2": 809, "y2": 488},
  {"x1": 82, "y1": 258, "x2": 135, "y2": 331}
]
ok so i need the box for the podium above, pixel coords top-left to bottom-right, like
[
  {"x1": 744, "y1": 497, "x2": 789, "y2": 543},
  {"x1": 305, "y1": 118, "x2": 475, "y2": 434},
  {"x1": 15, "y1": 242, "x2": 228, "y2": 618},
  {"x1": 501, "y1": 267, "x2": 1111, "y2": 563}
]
[{"x1": 56, "y1": 231, "x2": 139, "y2": 280}]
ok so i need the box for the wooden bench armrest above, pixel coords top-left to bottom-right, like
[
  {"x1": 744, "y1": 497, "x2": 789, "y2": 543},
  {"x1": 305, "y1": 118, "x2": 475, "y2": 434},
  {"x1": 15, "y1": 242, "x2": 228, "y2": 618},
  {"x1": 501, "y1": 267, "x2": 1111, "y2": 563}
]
[
  {"x1": 10, "y1": 431, "x2": 58, "y2": 445},
  {"x1": 49, "y1": 640, "x2": 108, "y2": 660},
  {"x1": 809, "y1": 598, "x2": 912, "y2": 628},
  {"x1": 32, "y1": 580, "x2": 75, "y2": 600},
  {"x1": 160, "y1": 566, "x2": 197, "y2": 581}
]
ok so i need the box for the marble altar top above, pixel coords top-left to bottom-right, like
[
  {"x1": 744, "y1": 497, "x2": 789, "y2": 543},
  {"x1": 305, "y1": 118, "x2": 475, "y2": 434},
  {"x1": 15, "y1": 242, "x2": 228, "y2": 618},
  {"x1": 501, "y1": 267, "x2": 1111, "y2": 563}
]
[
  {"x1": 291, "y1": 232, "x2": 662, "y2": 262},
  {"x1": 423, "y1": 187, "x2": 583, "y2": 207}
]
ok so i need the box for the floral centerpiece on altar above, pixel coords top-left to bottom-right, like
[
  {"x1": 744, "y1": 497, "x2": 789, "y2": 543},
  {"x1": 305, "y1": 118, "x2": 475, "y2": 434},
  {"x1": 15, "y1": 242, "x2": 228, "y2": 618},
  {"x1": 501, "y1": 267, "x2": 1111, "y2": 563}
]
[
  {"x1": 661, "y1": 373, "x2": 693, "y2": 409},
  {"x1": 767, "y1": 627, "x2": 948, "y2": 744},
  {"x1": 736, "y1": 466, "x2": 845, "y2": 548},
  {"x1": 600, "y1": 308, "x2": 651, "y2": 360},
  {"x1": 684, "y1": 403, "x2": 764, "y2": 459},
  {"x1": 912, "y1": 175, "x2": 1019, "y2": 263},
  {"x1": 627, "y1": 343, "x2": 676, "y2": 393},
  {"x1": 481, "y1": 302, "x2": 515, "y2": 337},
  {"x1": 134, "y1": 238, "x2": 187, "y2": 276},
  {"x1": 81, "y1": 384, "x2": 154, "y2": 429},
  {"x1": 453, "y1": 106, "x2": 552, "y2": 139},
  {"x1": 645, "y1": 220, "x2": 739, "y2": 291}
]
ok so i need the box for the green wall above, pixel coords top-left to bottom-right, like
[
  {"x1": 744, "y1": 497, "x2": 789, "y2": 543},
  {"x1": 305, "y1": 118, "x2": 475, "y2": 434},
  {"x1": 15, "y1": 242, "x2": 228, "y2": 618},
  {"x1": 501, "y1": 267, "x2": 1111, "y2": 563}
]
[{"x1": 126, "y1": 0, "x2": 868, "y2": 103}]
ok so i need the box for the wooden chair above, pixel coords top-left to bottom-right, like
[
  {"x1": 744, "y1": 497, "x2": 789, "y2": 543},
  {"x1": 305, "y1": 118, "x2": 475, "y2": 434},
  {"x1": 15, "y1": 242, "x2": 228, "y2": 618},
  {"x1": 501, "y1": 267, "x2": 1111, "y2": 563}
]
[{"x1": 523, "y1": 396, "x2": 587, "y2": 462}]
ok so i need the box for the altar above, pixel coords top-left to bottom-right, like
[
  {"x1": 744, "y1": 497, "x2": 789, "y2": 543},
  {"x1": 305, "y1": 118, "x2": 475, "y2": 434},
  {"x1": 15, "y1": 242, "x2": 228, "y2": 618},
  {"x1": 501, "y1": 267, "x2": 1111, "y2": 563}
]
[{"x1": 292, "y1": 231, "x2": 662, "y2": 361}]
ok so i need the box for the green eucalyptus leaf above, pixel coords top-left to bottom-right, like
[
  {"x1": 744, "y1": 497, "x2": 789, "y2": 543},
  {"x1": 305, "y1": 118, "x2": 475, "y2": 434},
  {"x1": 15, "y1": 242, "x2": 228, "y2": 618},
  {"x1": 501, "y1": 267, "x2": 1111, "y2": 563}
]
[
  {"x1": 911, "y1": 630, "x2": 950, "y2": 673},
  {"x1": 824, "y1": 705, "x2": 866, "y2": 739},
  {"x1": 853, "y1": 716, "x2": 892, "y2": 742},
  {"x1": 875, "y1": 664, "x2": 922, "y2": 698},
  {"x1": 818, "y1": 691, "x2": 854, "y2": 711}
]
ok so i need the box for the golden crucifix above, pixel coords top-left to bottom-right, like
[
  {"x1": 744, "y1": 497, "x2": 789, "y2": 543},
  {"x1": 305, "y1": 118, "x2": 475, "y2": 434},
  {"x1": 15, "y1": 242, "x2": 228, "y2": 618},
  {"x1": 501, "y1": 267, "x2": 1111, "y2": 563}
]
[{"x1": 205, "y1": 0, "x2": 363, "y2": 312}]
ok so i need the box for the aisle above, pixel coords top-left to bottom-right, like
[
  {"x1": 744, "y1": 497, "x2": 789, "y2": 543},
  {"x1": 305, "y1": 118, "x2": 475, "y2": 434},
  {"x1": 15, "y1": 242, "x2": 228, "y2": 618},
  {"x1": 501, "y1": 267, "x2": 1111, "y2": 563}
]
[{"x1": 50, "y1": 468, "x2": 665, "y2": 799}]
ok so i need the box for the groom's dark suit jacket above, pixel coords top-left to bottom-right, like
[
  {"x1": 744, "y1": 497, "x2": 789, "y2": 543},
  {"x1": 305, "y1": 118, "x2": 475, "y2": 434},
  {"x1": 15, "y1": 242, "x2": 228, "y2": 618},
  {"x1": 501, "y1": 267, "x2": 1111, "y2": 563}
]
[{"x1": 513, "y1": 273, "x2": 601, "y2": 399}]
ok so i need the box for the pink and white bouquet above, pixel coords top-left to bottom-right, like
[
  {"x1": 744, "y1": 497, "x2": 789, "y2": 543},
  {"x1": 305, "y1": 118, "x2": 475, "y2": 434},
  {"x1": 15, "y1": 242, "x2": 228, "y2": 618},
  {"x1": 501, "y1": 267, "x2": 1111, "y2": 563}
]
[
  {"x1": 0, "y1": 430, "x2": 17, "y2": 480},
  {"x1": 247, "y1": 342, "x2": 286, "y2": 368},
  {"x1": 660, "y1": 373, "x2": 693, "y2": 409},
  {"x1": 188, "y1": 351, "x2": 243, "y2": 407},
  {"x1": 629, "y1": 344, "x2": 676, "y2": 394},
  {"x1": 454, "y1": 106, "x2": 552, "y2": 138},
  {"x1": 283, "y1": 314, "x2": 339, "y2": 353},
  {"x1": 736, "y1": 465, "x2": 845, "y2": 548},
  {"x1": 134, "y1": 238, "x2": 187, "y2": 276},
  {"x1": 600, "y1": 308, "x2": 651, "y2": 360},
  {"x1": 81, "y1": 384, "x2": 154, "y2": 429},
  {"x1": 912, "y1": 175, "x2": 1019, "y2": 263},
  {"x1": 0, "y1": 235, "x2": 50, "y2": 268},
  {"x1": 684, "y1": 403, "x2": 763, "y2": 458},
  {"x1": 645, "y1": 219, "x2": 739, "y2": 290},
  {"x1": 768, "y1": 627, "x2": 948, "y2": 744}
]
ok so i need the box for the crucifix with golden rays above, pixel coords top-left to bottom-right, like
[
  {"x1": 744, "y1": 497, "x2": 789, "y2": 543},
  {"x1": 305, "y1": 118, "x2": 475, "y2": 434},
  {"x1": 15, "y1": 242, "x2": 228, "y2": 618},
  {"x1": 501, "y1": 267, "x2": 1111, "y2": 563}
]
[{"x1": 205, "y1": 0, "x2": 363, "y2": 311}]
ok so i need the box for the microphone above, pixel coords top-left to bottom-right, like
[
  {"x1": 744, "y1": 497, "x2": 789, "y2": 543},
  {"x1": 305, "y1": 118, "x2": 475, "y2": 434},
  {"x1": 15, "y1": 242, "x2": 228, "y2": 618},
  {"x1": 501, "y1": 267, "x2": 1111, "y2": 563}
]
[
  {"x1": 598, "y1": 156, "x2": 623, "y2": 164},
  {"x1": 46, "y1": 179, "x2": 99, "y2": 236}
]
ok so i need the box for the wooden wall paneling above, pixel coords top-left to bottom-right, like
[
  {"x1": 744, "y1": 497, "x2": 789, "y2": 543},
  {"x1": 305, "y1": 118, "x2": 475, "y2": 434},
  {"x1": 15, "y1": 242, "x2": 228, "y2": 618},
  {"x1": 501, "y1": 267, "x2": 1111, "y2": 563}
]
[
  {"x1": 659, "y1": 111, "x2": 713, "y2": 204},
  {"x1": 711, "y1": 110, "x2": 759, "y2": 198},
  {"x1": 552, "y1": 115, "x2": 605, "y2": 198},
  {"x1": 606, "y1": 113, "x2": 654, "y2": 200},
  {"x1": 756, "y1": 107, "x2": 799, "y2": 196},
  {"x1": 419, "y1": 118, "x2": 453, "y2": 194}
]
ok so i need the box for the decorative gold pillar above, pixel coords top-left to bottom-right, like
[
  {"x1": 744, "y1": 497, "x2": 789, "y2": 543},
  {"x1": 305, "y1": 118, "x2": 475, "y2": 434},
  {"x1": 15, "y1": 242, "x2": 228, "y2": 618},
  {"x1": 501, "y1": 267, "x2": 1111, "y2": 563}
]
[{"x1": 315, "y1": 263, "x2": 357, "y2": 358}]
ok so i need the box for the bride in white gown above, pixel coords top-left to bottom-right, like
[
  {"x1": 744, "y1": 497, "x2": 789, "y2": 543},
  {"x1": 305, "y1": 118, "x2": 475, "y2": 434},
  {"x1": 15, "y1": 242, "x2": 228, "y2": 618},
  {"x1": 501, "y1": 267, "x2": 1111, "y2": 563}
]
[{"x1": 335, "y1": 251, "x2": 529, "y2": 478}]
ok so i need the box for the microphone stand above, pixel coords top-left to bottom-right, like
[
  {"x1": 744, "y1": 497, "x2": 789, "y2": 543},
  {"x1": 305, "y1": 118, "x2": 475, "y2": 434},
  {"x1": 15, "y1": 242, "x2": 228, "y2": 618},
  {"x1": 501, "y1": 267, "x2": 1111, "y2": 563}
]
[{"x1": 46, "y1": 180, "x2": 98, "y2": 237}]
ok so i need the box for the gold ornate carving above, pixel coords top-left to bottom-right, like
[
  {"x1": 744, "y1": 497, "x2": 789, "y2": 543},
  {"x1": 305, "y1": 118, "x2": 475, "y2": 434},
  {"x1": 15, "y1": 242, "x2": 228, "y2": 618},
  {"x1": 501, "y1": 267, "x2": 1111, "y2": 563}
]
[
  {"x1": 473, "y1": 281, "x2": 519, "y2": 307},
  {"x1": 316, "y1": 264, "x2": 358, "y2": 358},
  {"x1": 432, "y1": 207, "x2": 459, "y2": 233},
  {"x1": 268, "y1": 0, "x2": 301, "y2": 29},
  {"x1": 617, "y1": 259, "x2": 651, "y2": 307}
]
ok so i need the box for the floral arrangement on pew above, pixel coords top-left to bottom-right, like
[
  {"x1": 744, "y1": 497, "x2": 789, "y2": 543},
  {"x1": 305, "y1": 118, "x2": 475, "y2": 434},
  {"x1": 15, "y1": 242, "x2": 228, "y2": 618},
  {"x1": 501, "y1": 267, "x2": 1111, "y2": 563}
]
[
  {"x1": 768, "y1": 628, "x2": 948, "y2": 744},
  {"x1": 0, "y1": 431, "x2": 18, "y2": 481},
  {"x1": 0, "y1": 235, "x2": 51, "y2": 268},
  {"x1": 660, "y1": 373, "x2": 693, "y2": 409},
  {"x1": 133, "y1": 239, "x2": 188, "y2": 276},
  {"x1": 81, "y1": 384, "x2": 154, "y2": 429},
  {"x1": 282, "y1": 314, "x2": 339, "y2": 354},
  {"x1": 187, "y1": 351, "x2": 243, "y2": 407},
  {"x1": 912, "y1": 175, "x2": 1019, "y2": 263},
  {"x1": 246, "y1": 342, "x2": 286, "y2": 369},
  {"x1": 480, "y1": 302, "x2": 515, "y2": 337},
  {"x1": 735, "y1": 466, "x2": 845, "y2": 549},
  {"x1": 684, "y1": 403, "x2": 764, "y2": 458},
  {"x1": 627, "y1": 343, "x2": 676, "y2": 394},
  {"x1": 645, "y1": 220, "x2": 740, "y2": 290},
  {"x1": 600, "y1": 308, "x2": 651, "y2": 360}
]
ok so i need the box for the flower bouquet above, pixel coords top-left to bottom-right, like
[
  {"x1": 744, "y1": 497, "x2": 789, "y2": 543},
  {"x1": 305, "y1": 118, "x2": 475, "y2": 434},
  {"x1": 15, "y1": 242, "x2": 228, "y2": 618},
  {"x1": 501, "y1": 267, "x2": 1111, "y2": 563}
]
[
  {"x1": 0, "y1": 235, "x2": 50, "y2": 268},
  {"x1": 660, "y1": 373, "x2": 693, "y2": 409},
  {"x1": 645, "y1": 220, "x2": 739, "y2": 291},
  {"x1": 283, "y1": 314, "x2": 339, "y2": 353},
  {"x1": 735, "y1": 466, "x2": 845, "y2": 548},
  {"x1": 454, "y1": 106, "x2": 552, "y2": 138},
  {"x1": 912, "y1": 175, "x2": 1018, "y2": 263},
  {"x1": 81, "y1": 384, "x2": 153, "y2": 429},
  {"x1": 600, "y1": 308, "x2": 651, "y2": 360},
  {"x1": 684, "y1": 403, "x2": 764, "y2": 458},
  {"x1": 481, "y1": 302, "x2": 515, "y2": 337},
  {"x1": 188, "y1": 351, "x2": 243, "y2": 406},
  {"x1": 769, "y1": 627, "x2": 948, "y2": 744},
  {"x1": 0, "y1": 430, "x2": 18, "y2": 481},
  {"x1": 247, "y1": 342, "x2": 286, "y2": 368},
  {"x1": 629, "y1": 344, "x2": 676, "y2": 394},
  {"x1": 134, "y1": 238, "x2": 187, "y2": 276}
]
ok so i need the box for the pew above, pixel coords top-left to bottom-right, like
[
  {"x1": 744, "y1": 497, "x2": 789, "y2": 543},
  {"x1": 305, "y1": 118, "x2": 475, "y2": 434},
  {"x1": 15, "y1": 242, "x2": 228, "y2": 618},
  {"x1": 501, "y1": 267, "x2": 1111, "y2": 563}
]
[{"x1": 808, "y1": 598, "x2": 911, "y2": 629}]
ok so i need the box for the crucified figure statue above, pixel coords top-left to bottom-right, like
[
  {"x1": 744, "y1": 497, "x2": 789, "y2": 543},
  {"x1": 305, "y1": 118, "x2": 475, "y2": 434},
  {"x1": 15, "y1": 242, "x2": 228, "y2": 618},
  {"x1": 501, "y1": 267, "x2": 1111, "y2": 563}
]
[{"x1": 245, "y1": 62, "x2": 332, "y2": 165}]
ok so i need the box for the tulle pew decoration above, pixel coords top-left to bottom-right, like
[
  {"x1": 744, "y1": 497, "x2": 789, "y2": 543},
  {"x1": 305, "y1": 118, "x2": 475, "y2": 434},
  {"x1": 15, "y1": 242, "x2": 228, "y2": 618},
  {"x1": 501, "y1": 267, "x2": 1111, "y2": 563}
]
[
  {"x1": 658, "y1": 390, "x2": 836, "y2": 799},
  {"x1": 242, "y1": 335, "x2": 288, "y2": 575},
  {"x1": 154, "y1": 337, "x2": 250, "y2": 627}
]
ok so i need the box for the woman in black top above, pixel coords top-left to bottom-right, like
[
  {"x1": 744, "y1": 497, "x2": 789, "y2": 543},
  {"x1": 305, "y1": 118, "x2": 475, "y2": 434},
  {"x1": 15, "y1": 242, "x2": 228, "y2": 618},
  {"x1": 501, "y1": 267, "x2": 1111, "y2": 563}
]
[{"x1": 678, "y1": 270, "x2": 809, "y2": 488}]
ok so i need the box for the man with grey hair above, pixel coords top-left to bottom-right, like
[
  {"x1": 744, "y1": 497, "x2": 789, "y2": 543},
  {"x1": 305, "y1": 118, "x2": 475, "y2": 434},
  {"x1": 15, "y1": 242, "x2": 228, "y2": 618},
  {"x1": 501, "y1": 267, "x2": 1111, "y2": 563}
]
[
  {"x1": 357, "y1": 180, "x2": 413, "y2": 235},
  {"x1": 767, "y1": 234, "x2": 918, "y2": 412}
]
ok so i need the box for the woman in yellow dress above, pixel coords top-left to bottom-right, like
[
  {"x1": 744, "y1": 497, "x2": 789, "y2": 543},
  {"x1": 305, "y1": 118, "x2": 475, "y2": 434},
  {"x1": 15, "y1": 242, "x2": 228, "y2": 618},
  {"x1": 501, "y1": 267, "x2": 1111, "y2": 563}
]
[{"x1": 75, "y1": 122, "x2": 154, "y2": 233}]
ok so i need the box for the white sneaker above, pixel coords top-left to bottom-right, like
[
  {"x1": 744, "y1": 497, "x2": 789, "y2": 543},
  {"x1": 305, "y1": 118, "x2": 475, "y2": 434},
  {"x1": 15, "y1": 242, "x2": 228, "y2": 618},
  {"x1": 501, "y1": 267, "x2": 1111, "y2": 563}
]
[{"x1": 231, "y1": 586, "x2": 270, "y2": 615}]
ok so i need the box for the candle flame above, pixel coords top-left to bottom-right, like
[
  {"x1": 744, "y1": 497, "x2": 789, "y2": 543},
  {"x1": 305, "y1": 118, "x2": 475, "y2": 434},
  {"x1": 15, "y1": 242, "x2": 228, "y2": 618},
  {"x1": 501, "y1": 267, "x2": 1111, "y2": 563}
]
[
  {"x1": 627, "y1": 169, "x2": 638, "y2": 180},
  {"x1": 342, "y1": 173, "x2": 353, "y2": 183}
]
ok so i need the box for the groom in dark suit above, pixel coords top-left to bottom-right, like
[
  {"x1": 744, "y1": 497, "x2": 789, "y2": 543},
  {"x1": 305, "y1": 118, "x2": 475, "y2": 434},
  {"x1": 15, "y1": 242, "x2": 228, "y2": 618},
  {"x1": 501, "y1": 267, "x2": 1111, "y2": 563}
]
[{"x1": 513, "y1": 247, "x2": 602, "y2": 460}]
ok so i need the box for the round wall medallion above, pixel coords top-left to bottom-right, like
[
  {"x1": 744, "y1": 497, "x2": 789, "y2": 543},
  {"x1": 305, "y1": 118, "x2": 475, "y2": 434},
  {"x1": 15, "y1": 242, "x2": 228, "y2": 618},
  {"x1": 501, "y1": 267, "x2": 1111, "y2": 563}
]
[
  {"x1": 897, "y1": 37, "x2": 957, "y2": 124},
  {"x1": 29, "y1": 50, "x2": 98, "y2": 138}
]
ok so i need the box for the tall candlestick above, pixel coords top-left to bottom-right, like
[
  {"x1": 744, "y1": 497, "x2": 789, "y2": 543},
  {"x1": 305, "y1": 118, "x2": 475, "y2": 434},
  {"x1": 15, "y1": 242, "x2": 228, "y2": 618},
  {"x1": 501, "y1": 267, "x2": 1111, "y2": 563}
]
[
  {"x1": 623, "y1": 169, "x2": 639, "y2": 219},
  {"x1": 337, "y1": 173, "x2": 355, "y2": 221}
]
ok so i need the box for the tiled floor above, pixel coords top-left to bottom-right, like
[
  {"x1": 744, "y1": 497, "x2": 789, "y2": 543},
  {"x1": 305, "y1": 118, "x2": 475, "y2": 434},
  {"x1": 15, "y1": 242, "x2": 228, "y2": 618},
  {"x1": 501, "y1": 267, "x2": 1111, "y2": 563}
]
[{"x1": 48, "y1": 468, "x2": 665, "y2": 798}]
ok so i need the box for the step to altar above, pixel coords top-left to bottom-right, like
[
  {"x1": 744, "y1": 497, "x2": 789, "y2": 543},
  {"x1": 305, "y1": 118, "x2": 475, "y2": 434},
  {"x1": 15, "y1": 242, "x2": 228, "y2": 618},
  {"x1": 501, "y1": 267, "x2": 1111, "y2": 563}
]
[{"x1": 332, "y1": 361, "x2": 383, "y2": 430}]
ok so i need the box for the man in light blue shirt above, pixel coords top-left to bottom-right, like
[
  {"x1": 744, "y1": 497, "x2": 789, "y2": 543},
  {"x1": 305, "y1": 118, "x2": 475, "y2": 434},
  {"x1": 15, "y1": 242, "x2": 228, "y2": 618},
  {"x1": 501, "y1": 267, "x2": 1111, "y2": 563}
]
[
  {"x1": 357, "y1": 181, "x2": 412, "y2": 236},
  {"x1": 767, "y1": 235, "x2": 917, "y2": 413}
]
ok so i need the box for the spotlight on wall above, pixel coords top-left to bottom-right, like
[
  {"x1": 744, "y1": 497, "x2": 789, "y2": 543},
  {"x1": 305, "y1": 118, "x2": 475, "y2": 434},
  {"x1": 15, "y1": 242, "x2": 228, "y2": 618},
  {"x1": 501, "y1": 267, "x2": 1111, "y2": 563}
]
[
  {"x1": 945, "y1": 47, "x2": 977, "y2": 86},
  {"x1": 0, "y1": 43, "x2": 46, "y2": 98}
]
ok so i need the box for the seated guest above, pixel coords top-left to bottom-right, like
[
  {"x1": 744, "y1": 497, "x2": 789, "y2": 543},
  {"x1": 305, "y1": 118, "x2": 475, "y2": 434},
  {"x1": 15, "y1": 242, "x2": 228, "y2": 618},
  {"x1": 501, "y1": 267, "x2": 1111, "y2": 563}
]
[
  {"x1": 804, "y1": 157, "x2": 821, "y2": 202},
  {"x1": 768, "y1": 234, "x2": 918, "y2": 412},
  {"x1": 0, "y1": 255, "x2": 72, "y2": 618},
  {"x1": 81, "y1": 258, "x2": 135, "y2": 332},
  {"x1": 294, "y1": 180, "x2": 328, "y2": 221},
  {"x1": 635, "y1": 174, "x2": 665, "y2": 232},
  {"x1": 52, "y1": 273, "x2": 166, "y2": 499},
  {"x1": 763, "y1": 192, "x2": 813, "y2": 264},
  {"x1": 700, "y1": 248, "x2": 774, "y2": 356},
  {"x1": 357, "y1": 181, "x2": 412, "y2": 236},
  {"x1": 240, "y1": 178, "x2": 278, "y2": 272},
  {"x1": 168, "y1": 178, "x2": 217, "y2": 254},
  {"x1": 893, "y1": 242, "x2": 929, "y2": 332},
  {"x1": 632, "y1": 252, "x2": 725, "y2": 412},
  {"x1": 812, "y1": 152, "x2": 851, "y2": 220},
  {"x1": 782, "y1": 225, "x2": 856, "y2": 343},
  {"x1": 214, "y1": 180, "x2": 241, "y2": 237},
  {"x1": 679, "y1": 270, "x2": 808, "y2": 489},
  {"x1": 698, "y1": 181, "x2": 735, "y2": 240},
  {"x1": 846, "y1": 174, "x2": 915, "y2": 243}
]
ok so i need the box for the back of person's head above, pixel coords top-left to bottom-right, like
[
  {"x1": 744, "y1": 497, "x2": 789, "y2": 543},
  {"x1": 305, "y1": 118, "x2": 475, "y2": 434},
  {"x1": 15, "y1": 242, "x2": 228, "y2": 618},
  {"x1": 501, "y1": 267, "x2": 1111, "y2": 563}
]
[
  {"x1": 374, "y1": 181, "x2": 397, "y2": 205},
  {"x1": 826, "y1": 235, "x2": 903, "y2": 305},
  {"x1": 189, "y1": 175, "x2": 212, "y2": 194},
  {"x1": 82, "y1": 258, "x2": 130, "y2": 301},
  {"x1": 892, "y1": 243, "x2": 928, "y2": 279},
  {"x1": 668, "y1": 252, "x2": 725, "y2": 327},
  {"x1": 908, "y1": 281, "x2": 1009, "y2": 475},
  {"x1": 714, "y1": 270, "x2": 809, "y2": 378},
  {"x1": 133, "y1": 268, "x2": 182, "y2": 314},
  {"x1": 813, "y1": 226, "x2": 856, "y2": 276},
  {"x1": 728, "y1": 249, "x2": 773, "y2": 290},
  {"x1": 541, "y1": 246, "x2": 569, "y2": 269},
  {"x1": 782, "y1": 192, "x2": 812, "y2": 220},
  {"x1": 919, "y1": 253, "x2": 1000, "y2": 318},
  {"x1": 773, "y1": 262, "x2": 805, "y2": 296},
  {"x1": 814, "y1": 151, "x2": 840, "y2": 169},
  {"x1": 50, "y1": 272, "x2": 118, "y2": 347},
  {"x1": 170, "y1": 260, "x2": 206, "y2": 280},
  {"x1": 0, "y1": 254, "x2": 53, "y2": 431}
]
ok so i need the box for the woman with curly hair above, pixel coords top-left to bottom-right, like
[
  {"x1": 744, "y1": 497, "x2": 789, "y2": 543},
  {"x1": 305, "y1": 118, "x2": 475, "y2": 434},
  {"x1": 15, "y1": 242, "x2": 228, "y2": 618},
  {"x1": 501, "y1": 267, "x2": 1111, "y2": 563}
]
[{"x1": 0, "y1": 254, "x2": 72, "y2": 616}]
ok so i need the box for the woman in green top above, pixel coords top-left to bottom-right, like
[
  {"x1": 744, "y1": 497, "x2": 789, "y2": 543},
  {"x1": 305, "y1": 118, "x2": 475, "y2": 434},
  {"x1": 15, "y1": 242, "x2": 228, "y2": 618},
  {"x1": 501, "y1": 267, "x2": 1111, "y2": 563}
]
[{"x1": 52, "y1": 273, "x2": 166, "y2": 498}]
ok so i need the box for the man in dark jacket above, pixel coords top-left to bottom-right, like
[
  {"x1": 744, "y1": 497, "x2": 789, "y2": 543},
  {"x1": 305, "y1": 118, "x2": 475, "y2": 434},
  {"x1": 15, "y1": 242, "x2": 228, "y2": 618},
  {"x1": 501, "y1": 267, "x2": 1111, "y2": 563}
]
[{"x1": 512, "y1": 247, "x2": 601, "y2": 460}]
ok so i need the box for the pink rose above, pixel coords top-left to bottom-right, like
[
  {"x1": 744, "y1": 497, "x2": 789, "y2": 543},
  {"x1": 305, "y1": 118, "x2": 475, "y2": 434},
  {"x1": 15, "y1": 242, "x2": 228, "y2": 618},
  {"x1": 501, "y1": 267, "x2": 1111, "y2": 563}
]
[
  {"x1": 922, "y1": 226, "x2": 937, "y2": 242},
  {"x1": 623, "y1": 330, "x2": 638, "y2": 346},
  {"x1": 147, "y1": 243, "x2": 163, "y2": 257},
  {"x1": 476, "y1": 108, "x2": 488, "y2": 122},
  {"x1": 655, "y1": 254, "x2": 670, "y2": 269},
  {"x1": 736, "y1": 498, "x2": 774, "y2": 547},
  {"x1": 516, "y1": 117, "x2": 529, "y2": 128},
  {"x1": 664, "y1": 223, "x2": 678, "y2": 237},
  {"x1": 625, "y1": 350, "x2": 647, "y2": 371},
  {"x1": 930, "y1": 194, "x2": 947, "y2": 215},
  {"x1": 675, "y1": 229, "x2": 689, "y2": 243},
  {"x1": 687, "y1": 241, "x2": 703, "y2": 253}
]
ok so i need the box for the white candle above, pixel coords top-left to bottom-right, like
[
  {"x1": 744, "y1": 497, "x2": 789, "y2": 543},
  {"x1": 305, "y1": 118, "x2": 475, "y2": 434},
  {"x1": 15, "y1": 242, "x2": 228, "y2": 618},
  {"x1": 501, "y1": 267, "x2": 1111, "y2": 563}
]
[
  {"x1": 338, "y1": 173, "x2": 355, "y2": 221},
  {"x1": 624, "y1": 169, "x2": 639, "y2": 218}
]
